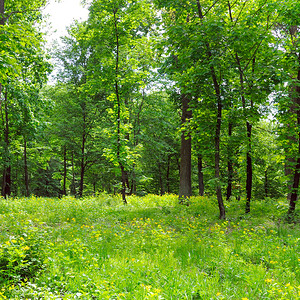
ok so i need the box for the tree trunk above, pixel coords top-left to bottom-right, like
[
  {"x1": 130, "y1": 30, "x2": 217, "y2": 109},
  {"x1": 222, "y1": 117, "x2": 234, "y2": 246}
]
[
  {"x1": 288, "y1": 135, "x2": 300, "y2": 217},
  {"x1": 179, "y1": 94, "x2": 192, "y2": 203},
  {"x1": 226, "y1": 122, "x2": 233, "y2": 200},
  {"x1": 264, "y1": 168, "x2": 269, "y2": 198},
  {"x1": 245, "y1": 121, "x2": 253, "y2": 213},
  {"x1": 78, "y1": 131, "x2": 86, "y2": 198},
  {"x1": 158, "y1": 162, "x2": 165, "y2": 196},
  {"x1": 215, "y1": 100, "x2": 225, "y2": 218},
  {"x1": 166, "y1": 154, "x2": 171, "y2": 193},
  {"x1": 0, "y1": 0, "x2": 5, "y2": 25},
  {"x1": 114, "y1": 9, "x2": 128, "y2": 204},
  {"x1": 0, "y1": 1, "x2": 4, "y2": 96},
  {"x1": 2, "y1": 89, "x2": 11, "y2": 198},
  {"x1": 234, "y1": 52, "x2": 253, "y2": 213},
  {"x1": 287, "y1": 53, "x2": 300, "y2": 218},
  {"x1": 130, "y1": 90, "x2": 144, "y2": 195},
  {"x1": 24, "y1": 138, "x2": 29, "y2": 197},
  {"x1": 198, "y1": 154, "x2": 204, "y2": 196},
  {"x1": 93, "y1": 180, "x2": 96, "y2": 196},
  {"x1": 70, "y1": 150, "x2": 76, "y2": 196},
  {"x1": 62, "y1": 146, "x2": 67, "y2": 196},
  {"x1": 196, "y1": 0, "x2": 225, "y2": 219}
]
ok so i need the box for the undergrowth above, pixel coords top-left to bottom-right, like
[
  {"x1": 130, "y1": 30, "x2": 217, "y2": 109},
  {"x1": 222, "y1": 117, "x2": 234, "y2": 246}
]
[{"x1": 0, "y1": 194, "x2": 299, "y2": 299}]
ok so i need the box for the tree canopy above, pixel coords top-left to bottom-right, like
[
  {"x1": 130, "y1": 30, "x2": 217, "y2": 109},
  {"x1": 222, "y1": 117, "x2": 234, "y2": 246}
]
[{"x1": 0, "y1": 0, "x2": 300, "y2": 219}]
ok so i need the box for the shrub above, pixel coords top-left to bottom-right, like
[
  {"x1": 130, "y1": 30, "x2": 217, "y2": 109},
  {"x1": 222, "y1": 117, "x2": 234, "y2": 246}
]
[{"x1": 0, "y1": 235, "x2": 46, "y2": 285}]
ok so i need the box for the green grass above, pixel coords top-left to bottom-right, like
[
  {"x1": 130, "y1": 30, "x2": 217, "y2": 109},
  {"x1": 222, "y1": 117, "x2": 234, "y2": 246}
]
[{"x1": 0, "y1": 194, "x2": 299, "y2": 299}]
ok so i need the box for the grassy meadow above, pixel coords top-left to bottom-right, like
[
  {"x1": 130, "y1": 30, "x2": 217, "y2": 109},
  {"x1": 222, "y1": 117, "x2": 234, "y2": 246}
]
[{"x1": 0, "y1": 194, "x2": 299, "y2": 299}]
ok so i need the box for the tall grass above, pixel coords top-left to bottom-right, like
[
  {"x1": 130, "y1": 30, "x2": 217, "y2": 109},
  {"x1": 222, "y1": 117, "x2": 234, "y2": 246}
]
[{"x1": 0, "y1": 194, "x2": 299, "y2": 299}]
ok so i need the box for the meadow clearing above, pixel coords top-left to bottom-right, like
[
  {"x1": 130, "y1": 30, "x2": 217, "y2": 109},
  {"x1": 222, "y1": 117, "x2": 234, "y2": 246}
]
[{"x1": 0, "y1": 194, "x2": 299, "y2": 299}]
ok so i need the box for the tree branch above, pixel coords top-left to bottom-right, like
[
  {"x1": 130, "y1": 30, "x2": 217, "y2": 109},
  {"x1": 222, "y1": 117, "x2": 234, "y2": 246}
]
[{"x1": 203, "y1": 0, "x2": 221, "y2": 17}]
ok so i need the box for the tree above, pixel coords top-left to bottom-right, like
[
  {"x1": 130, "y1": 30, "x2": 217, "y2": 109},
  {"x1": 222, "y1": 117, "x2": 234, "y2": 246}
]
[
  {"x1": 155, "y1": 0, "x2": 227, "y2": 217},
  {"x1": 0, "y1": 0, "x2": 49, "y2": 197},
  {"x1": 87, "y1": 0, "x2": 155, "y2": 203},
  {"x1": 273, "y1": 0, "x2": 300, "y2": 218},
  {"x1": 225, "y1": 0, "x2": 279, "y2": 212}
]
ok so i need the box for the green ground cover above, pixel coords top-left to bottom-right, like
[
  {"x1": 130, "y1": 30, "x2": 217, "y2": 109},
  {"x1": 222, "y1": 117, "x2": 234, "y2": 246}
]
[{"x1": 0, "y1": 194, "x2": 299, "y2": 299}]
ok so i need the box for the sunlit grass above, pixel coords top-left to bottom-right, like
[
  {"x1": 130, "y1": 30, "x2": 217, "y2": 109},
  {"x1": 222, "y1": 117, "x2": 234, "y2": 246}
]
[{"x1": 0, "y1": 194, "x2": 299, "y2": 299}]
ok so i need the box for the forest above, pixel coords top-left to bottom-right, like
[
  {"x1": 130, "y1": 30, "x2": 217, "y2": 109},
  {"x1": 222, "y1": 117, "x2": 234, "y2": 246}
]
[
  {"x1": 0, "y1": 0, "x2": 300, "y2": 298},
  {"x1": 0, "y1": 0, "x2": 300, "y2": 218}
]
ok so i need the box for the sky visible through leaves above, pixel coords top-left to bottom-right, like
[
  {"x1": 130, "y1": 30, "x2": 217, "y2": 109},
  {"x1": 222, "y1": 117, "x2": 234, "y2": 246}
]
[{"x1": 43, "y1": 0, "x2": 89, "y2": 43}]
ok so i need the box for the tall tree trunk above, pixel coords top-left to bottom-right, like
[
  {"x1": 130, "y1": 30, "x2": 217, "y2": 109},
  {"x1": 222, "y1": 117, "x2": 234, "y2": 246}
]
[
  {"x1": 62, "y1": 146, "x2": 67, "y2": 196},
  {"x1": 179, "y1": 94, "x2": 192, "y2": 203},
  {"x1": 79, "y1": 130, "x2": 86, "y2": 198},
  {"x1": 245, "y1": 121, "x2": 253, "y2": 213},
  {"x1": 0, "y1": 1, "x2": 4, "y2": 99},
  {"x1": 24, "y1": 138, "x2": 29, "y2": 197},
  {"x1": 114, "y1": 8, "x2": 128, "y2": 204},
  {"x1": 198, "y1": 154, "x2": 204, "y2": 196},
  {"x1": 215, "y1": 99, "x2": 225, "y2": 218},
  {"x1": 130, "y1": 90, "x2": 144, "y2": 195},
  {"x1": 288, "y1": 53, "x2": 300, "y2": 218},
  {"x1": 235, "y1": 53, "x2": 253, "y2": 213},
  {"x1": 288, "y1": 129, "x2": 300, "y2": 217},
  {"x1": 226, "y1": 122, "x2": 233, "y2": 200},
  {"x1": 2, "y1": 89, "x2": 10, "y2": 198},
  {"x1": 197, "y1": 0, "x2": 225, "y2": 218}
]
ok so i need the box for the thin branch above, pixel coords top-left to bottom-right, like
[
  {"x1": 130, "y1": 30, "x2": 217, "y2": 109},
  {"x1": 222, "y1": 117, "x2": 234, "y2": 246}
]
[
  {"x1": 203, "y1": 0, "x2": 221, "y2": 17},
  {"x1": 233, "y1": 0, "x2": 248, "y2": 27},
  {"x1": 1, "y1": 0, "x2": 47, "y2": 23},
  {"x1": 227, "y1": 1, "x2": 233, "y2": 22},
  {"x1": 2, "y1": 8, "x2": 39, "y2": 23}
]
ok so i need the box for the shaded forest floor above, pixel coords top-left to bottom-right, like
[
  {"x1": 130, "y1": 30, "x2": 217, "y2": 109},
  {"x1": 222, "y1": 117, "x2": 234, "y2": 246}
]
[{"x1": 0, "y1": 194, "x2": 299, "y2": 299}]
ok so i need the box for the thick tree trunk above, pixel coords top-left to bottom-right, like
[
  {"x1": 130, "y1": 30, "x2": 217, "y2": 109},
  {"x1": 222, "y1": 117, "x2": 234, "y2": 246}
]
[
  {"x1": 288, "y1": 140, "x2": 300, "y2": 217},
  {"x1": 198, "y1": 154, "x2": 204, "y2": 196},
  {"x1": 62, "y1": 146, "x2": 67, "y2": 196},
  {"x1": 0, "y1": 0, "x2": 4, "y2": 96},
  {"x1": 0, "y1": 0, "x2": 5, "y2": 25},
  {"x1": 179, "y1": 94, "x2": 192, "y2": 203},
  {"x1": 287, "y1": 54, "x2": 300, "y2": 218},
  {"x1": 0, "y1": 0, "x2": 4, "y2": 100},
  {"x1": 24, "y1": 139, "x2": 29, "y2": 197}
]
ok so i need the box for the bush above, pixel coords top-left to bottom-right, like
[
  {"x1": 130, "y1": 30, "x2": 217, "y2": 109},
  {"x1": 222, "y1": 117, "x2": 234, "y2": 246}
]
[{"x1": 0, "y1": 235, "x2": 46, "y2": 285}]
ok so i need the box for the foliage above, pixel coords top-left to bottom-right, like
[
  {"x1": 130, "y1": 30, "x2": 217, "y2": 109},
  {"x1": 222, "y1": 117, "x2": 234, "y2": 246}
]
[
  {"x1": 0, "y1": 195, "x2": 299, "y2": 299},
  {"x1": 0, "y1": 0, "x2": 300, "y2": 217}
]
